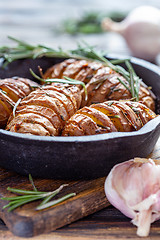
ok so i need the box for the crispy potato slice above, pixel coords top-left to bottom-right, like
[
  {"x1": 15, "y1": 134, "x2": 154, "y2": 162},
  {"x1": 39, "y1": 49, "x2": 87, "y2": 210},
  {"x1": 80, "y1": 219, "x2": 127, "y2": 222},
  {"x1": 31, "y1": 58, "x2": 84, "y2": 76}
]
[
  {"x1": 9, "y1": 105, "x2": 61, "y2": 135},
  {"x1": 10, "y1": 122, "x2": 50, "y2": 136},
  {"x1": 91, "y1": 102, "x2": 131, "y2": 132},
  {"x1": 21, "y1": 95, "x2": 68, "y2": 126},
  {"x1": 77, "y1": 107, "x2": 117, "y2": 133},
  {"x1": 62, "y1": 113, "x2": 109, "y2": 136},
  {"x1": 62, "y1": 121, "x2": 85, "y2": 136},
  {"x1": 43, "y1": 59, "x2": 76, "y2": 79},
  {"x1": 111, "y1": 101, "x2": 142, "y2": 130},
  {"x1": 7, "y1": 113, "x2": 56, "y2": 136},
  {"x1": 63, "y1": 100, "x2": 157, "y2": 136},
  {"x1": 7, "y1": 85, "x2": 82, "y2": 136},
  {"x1": 0, "y1": 77, "x2": 39, "y2": 128},
  {"x1": 43, "y1": 84, "x2": 81, "y2": 114},
  {"x1": 125, "y1": 101, "x2": 156, "y2": 125}
]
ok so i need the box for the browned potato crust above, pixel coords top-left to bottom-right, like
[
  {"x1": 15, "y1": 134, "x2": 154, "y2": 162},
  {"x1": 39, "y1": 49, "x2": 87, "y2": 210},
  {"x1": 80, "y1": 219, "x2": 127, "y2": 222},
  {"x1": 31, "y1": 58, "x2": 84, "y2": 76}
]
[
  {"x1": 62, "y1": 100, "x2": 157, "y2": 136},
  {"x1": 0, "y1": 77, "x2": 38, "y2": 128},
  {"x1": 4, "y1": 60, "x2": 156, "y2": 137},
  {"x1": 6, "y1": 84, "x2": 82, "y2": 136},
  {"x1": 125, "y1": 101, "x2": 156, "y2": 125},
  {"x1": 44, "y1": 59, "x2": 155, "y2": 111}
]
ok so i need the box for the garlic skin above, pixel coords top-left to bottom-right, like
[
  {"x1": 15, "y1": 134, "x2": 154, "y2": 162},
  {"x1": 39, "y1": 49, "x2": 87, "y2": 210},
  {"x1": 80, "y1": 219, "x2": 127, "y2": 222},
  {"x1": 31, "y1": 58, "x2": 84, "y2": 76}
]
[
  {"x1": 104, "y1": 158, "x2": 160, "y2": 237},
  {"x1": 102, "y1": 6, "x2": 160, "y2": 61}
]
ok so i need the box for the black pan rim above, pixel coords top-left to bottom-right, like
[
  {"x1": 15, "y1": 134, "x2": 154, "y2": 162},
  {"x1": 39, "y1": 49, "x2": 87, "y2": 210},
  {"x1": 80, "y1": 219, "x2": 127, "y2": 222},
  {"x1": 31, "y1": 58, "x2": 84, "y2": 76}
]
[{"x1": 0, "y1": 115, "x2": 159, "y2": 143}]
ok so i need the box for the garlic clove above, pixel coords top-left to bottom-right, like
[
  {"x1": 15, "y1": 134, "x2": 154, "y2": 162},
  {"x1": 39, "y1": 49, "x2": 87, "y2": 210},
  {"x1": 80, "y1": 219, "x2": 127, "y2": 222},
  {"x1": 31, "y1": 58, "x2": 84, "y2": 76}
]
[
  {"x1": 102, "y1": 6, "x2": 160, "y2": 61},
  {"x1": 131, "y1": 193, "x2": 157, "y2": 236},
  {"x1": 104, "y1": 158, "x2": 160, "y2": 237}
]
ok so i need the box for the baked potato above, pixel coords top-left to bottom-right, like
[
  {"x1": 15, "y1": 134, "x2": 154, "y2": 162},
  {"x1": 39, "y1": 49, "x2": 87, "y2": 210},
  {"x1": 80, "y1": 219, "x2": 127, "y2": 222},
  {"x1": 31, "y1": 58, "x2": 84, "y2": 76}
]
[
  {"x1": 6, "y1": 83, "x2": 82, "y2": 136},
  {"x1": 0, "y1": 77, "x2": 38, "y2": 128},
  {"x1": 62, "y1": 100, "x2": 157, "y2": 136},
  {"x1": 44, "y1": 59, "x2": 155, "y2": 111}
]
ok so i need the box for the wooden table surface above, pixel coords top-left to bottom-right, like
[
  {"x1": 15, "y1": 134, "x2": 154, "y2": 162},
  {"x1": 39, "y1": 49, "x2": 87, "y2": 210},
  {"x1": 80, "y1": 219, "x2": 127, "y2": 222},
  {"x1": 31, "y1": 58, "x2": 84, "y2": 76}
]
[
  {"x1": 0, "y1": 137, "x2": 159, "y2": 240},
  {"x1": 1, "y1": 0, "x2": 160, "y2": 57}
]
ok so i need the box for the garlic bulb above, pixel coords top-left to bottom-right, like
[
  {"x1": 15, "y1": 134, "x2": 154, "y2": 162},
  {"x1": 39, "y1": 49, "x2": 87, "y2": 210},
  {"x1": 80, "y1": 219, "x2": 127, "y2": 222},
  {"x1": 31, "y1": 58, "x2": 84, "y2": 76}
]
[
  {"x1": 102, "y1": 6, "x2": 160, "y2": 61},
  {"x1": 104, "y1": 158, "x2": 160, "y2": 237}
]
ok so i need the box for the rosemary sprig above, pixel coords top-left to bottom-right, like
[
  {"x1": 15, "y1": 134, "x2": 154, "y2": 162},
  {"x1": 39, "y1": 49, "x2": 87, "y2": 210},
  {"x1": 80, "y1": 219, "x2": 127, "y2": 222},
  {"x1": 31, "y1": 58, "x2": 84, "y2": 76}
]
[
  {"x1": 63, "y1": 76, "x2": 88, "y2": 101},
  {"x1": 30, "y1": 69, "x2": 88, "y2": 101},
  {"x1": 71, "y1": 41, "x2": 141, "y2": 101},
  {"x1": 13, "y1": 98, "x2": 21, "y2": 117},
  {"x1": 117, "y1": 77, "x2": 130, "y2": 92},
  {"x1": 58, "y1": 11, "x2": 126, "y2": 35},
  {"x1": 29, "y1": 173, "x2": 37, "y2": 192},
  {"x1": 1, "y1": 175, "x2": 76, "y2": 212},
  {"x1": 0, "y1": 37, "x2": 141, "y2": 101},
  {"x1": 125, "y1": 60, "x2": 140, "y2": 101},
  {"x1": 36, "y1": 193, "x2": 76, "y2": 210},
  {"x1": 0, "y1": 37, "x2": 128, "y2": 69}
]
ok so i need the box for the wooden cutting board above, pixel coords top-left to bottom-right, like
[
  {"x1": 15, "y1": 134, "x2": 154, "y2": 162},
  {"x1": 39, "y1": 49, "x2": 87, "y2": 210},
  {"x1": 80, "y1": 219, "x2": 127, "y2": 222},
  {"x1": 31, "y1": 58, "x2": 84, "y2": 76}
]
[{"x1": 0, "y1": 169, "x2": 109, "y2": 238}]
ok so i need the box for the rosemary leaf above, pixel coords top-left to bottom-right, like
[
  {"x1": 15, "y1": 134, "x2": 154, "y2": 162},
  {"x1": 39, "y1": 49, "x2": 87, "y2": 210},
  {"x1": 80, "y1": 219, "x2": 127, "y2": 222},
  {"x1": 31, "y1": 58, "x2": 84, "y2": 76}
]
[
  {"x1": 125, "y1": 60, "x2": 135, "y2": 99},
  {"x1": 125, "y1": 60, "x2": 140, "y2": 101},
  {"x1": 13, "y1": 98, "x2": 21, "y2": 117},
  {"x1": 29, "y1": 174, "x2": 38, "y2": 192},
  {"x1": 36, "y1": 193, "x2": 76, "y2": 210},
  {"x1": 117, "y1": 77, "x2": 130, "y2": 92},
  {"x1": 6, "y1": 187, "x2": 46, "y2": 195},
  {"x1": 29, "y1": 69, "x2": 43, "y2": 81},
  {"x1": 64, "y1": 76, "x2": 88, "y2": 101},
  {"x1": 6, "y1": 196, "x2": 43, "y2": 212},
  {"x1": 38, "y1": 184, "x2": 69, "y2": 206},
  {"x1": 2, "y1": 195, "x2": 43, "y2": 201},
  {"x1": 3, "y1": 195, "x2": 42, "y2": 208},
  {"x1": 0, "y1": 37, "x2": 140, "y2": 101},
  {"x1": 110, "y1": 59, "x2": 130, "y2": 64},
  {"x1": 30, "y1": 69, "x2": 88, "y2": 101},
  {"x1": 40, "y1": 194, "x2": 56, "y2": 206},
  {"x1": 8, "y1": 36, "x2": 35, "y2": 49},
  {"x1": 1, "y1": 176, "x2": 75, "y2": 212}
]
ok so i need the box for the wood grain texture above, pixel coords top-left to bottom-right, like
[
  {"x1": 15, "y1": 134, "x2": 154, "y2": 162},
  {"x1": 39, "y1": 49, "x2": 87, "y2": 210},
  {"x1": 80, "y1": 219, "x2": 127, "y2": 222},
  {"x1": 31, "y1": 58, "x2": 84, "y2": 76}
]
[
  {"x1": 0, "y1": 171, "x2": 109, "y2": 238},
  {"x1": 0, "y1": 136, "x2": 159, "y2": 239},
  {"x1": 0, "y1": 206, "x2": 160, "y2": 240}
]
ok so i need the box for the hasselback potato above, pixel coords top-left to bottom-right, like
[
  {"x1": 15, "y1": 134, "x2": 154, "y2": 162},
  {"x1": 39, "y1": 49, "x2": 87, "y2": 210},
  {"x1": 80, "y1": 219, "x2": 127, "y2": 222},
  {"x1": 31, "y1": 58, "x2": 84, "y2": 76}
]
[
  {"x1": 62, "y1": 100, "x2": 157, "y2": 136},
  {"x1": 0, "y1": 77, "x2": 38, "y2": 128},
  {"x1": 44, "y1": 59, "x2": 155, "y2": 111},
  {"x1": 6, "y1": 83, "x2": 82, "y2": 136}
]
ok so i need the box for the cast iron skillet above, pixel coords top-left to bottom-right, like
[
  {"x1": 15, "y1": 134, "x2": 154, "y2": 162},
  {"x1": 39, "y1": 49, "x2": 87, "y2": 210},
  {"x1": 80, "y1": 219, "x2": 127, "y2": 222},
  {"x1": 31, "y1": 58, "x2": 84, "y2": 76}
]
[{"x1": 0, "y1": 55, "x2": 160, "y2": 179}]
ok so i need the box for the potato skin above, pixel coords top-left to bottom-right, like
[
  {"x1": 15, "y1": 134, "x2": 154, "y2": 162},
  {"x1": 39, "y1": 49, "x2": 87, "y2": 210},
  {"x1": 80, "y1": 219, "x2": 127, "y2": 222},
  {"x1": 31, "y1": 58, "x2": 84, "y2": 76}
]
[
  {"x1": 62, "y1": 100, "x2": 157, "y2": 136},
  {"x1": 4, "y1": 60, "x2": 156, "y2": 137},
  {"x1": 6, "y1": 84, "x2": 82, "y2": 136},
  {"x1": 0, "y1": 77, "x2": 38, "y2": 128},
  {"x1": 44, "y1": 59, "x2": 155, "y2": 111}
]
